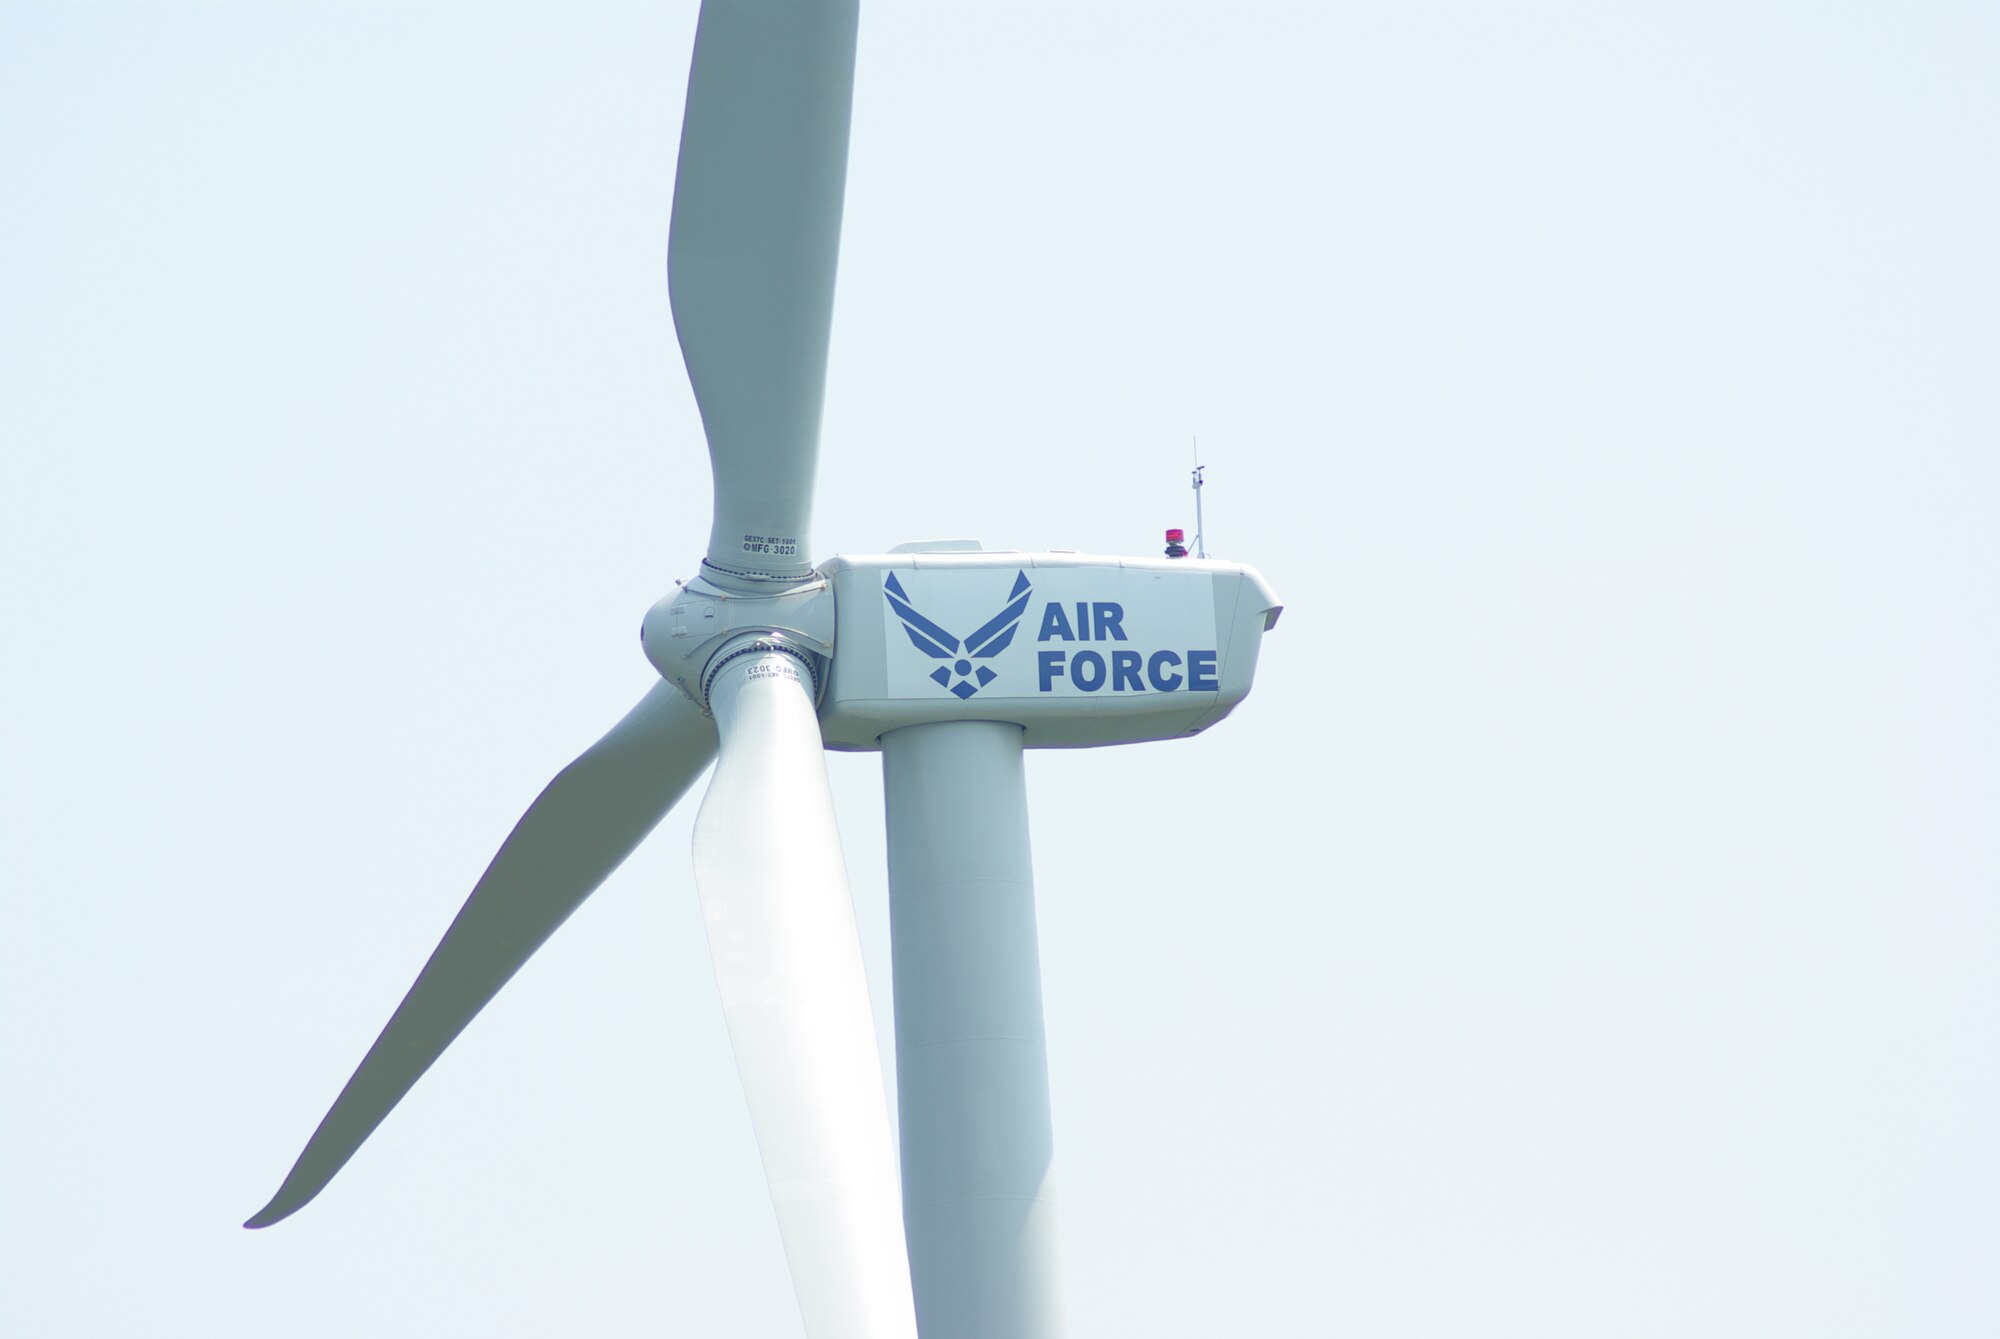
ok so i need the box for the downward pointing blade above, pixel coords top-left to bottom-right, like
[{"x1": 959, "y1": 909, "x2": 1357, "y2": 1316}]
[
  {"x1": 246, "y1": 682, "x2": 718, "y2": 1228},
  {"x1": 670, "y1": 0, "x2": 859, "y2": 582},
  {"x1": 694, "y1": 645, "x2": 918, "y2": 1339}
]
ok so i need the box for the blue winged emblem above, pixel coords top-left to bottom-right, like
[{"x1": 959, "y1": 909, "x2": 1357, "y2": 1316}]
[{"x1": 883, "y1": 570, "x2": 1033, "y2": 699}]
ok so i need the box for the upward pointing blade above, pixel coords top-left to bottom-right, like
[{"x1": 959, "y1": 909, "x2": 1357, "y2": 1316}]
[
  {"x1": 693, "y1": 645, "x2": 918, "y2": 1339},
  {"x1": 670, "y1": 0, "x2": 858, "y2": 582},
  {"x1": 246, "y1": 683, "x2": 718, "y2": 1228}
]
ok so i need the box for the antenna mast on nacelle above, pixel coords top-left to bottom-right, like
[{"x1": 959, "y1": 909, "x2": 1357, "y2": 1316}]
[{"x1": 1191, "y1": 436, "x2": 1207, "y2": 558}]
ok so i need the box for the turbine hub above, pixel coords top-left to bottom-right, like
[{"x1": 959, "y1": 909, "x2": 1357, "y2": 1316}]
[{"x1": 641, "y1": 573, "x2": 836, "y2": 713}]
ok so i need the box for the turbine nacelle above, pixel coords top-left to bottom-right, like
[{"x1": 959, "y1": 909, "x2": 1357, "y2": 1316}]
[{"x1": 818, "y1": 543, "x2": 1281, "y2": 751}]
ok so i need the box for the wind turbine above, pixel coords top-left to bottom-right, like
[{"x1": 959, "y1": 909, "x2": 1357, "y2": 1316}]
[{"x1": 246, "y1": 3, "x2": 1281, "y2": 1337}]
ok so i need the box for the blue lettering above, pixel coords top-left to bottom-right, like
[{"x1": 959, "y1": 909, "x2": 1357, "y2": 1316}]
[
  {"x1": 1037, "y1": 603, "x2": 1074, "y2": 642},
  {"x1": 1033, "y1": 647, "x2": 1213, "y2": 693},
  {"x1": 1092, "y1": 602, "x2": 1127, "y2": 641}
]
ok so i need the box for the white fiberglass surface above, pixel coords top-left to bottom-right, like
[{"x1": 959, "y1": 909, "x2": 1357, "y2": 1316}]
[{"x1": 694, "y1": 649, "x2": 917, "y2": 1339}]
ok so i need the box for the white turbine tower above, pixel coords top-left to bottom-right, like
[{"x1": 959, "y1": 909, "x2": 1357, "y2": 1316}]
[{"x1": 247, "y1": 4, "x2": 1281, "y2": 1337}]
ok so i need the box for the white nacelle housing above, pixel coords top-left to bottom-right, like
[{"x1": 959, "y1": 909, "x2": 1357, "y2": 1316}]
[{"x1": 818, "y1": 547, "x2": 1282, "y2": 750}]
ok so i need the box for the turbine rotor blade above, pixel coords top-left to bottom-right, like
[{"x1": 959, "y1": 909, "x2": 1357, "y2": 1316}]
[
  {"x1": 669, "y1": 0, "x2": 859, "y2": 582},
  {"x1": 246, "y1": 682, "x2": 718, "y2": 1229},
  {"x1": 693, "y1": 644, "x2": 918, "y2": 1339}
]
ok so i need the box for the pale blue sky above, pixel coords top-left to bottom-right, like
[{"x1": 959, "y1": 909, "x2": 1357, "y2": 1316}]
[{"x1": 3, "y1": 2, "x2": 1995, "y2": 1335}]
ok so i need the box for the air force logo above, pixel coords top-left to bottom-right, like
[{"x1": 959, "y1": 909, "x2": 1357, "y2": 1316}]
[{"x1": 883, "y1": 570, "x2": 1032, "y2": 699}]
